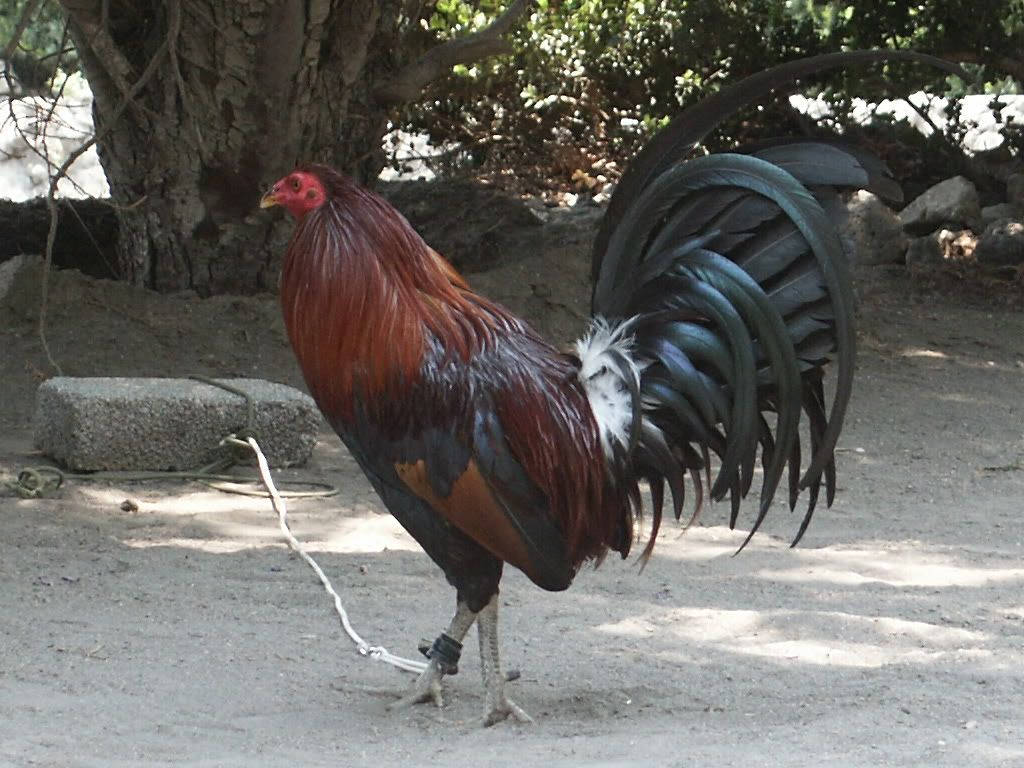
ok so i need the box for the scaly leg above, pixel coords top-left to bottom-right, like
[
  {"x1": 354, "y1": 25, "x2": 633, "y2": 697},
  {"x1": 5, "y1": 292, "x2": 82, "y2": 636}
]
[
  {"x1": 390, "y1": 601, "x2": 476, "y2": 710},
  {"x1": 477, "y1": 595, "x2": 532, "y2": 726}
]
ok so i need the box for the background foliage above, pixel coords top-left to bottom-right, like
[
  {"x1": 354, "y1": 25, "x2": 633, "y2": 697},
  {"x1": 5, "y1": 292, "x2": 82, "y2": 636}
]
[
  {"x1": 4, "y1": 0, "x2": 1024, "y2": 191},
  {"x1": 0, "y1": 1, "x2": 76, "y2": 91},
  {"x1": 394, "y1": 0, "x2": 1024, "y2": 192}
]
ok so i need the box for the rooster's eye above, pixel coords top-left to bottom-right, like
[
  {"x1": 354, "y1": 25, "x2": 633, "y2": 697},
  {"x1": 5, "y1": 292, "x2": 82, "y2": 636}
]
[{"x1": 291, "y1": 178, "x2": 301, "y2": 191}]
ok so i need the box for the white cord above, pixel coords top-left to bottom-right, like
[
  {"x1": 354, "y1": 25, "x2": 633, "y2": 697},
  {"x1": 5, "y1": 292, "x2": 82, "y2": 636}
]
[{"x1": 237, "y1": 436, "x2": 428, "y2": 675}]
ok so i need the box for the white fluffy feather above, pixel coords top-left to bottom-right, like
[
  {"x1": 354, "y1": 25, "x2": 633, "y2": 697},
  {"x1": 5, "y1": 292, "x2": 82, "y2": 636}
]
[{"x1": 574, "y1": 316, "x2": 642, "y2": 457}]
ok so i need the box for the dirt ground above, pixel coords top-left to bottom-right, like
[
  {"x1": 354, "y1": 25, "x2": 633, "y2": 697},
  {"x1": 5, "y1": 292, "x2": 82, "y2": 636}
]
[{"x1": 1, "y1": 209, "x2": 1023, "y2": 767}]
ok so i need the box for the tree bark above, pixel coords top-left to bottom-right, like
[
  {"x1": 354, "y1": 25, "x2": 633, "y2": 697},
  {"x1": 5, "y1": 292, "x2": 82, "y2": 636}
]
[{"x1": 60, "y1": 0, "x2": 420, "y2": 294}]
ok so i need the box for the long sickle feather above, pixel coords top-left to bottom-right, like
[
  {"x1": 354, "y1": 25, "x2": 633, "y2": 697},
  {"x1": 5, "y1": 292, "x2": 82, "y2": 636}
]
[{"x1": 593, "y1": 49, "x2": 965, "y2": 282}]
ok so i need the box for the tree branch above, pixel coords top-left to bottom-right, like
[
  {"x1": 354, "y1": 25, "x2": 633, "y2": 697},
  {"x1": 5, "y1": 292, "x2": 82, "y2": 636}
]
[
  {"x1": 374, "y1": 0, "x2": 533, "y2": 105},
  {"x1": 56, "y1": 0, "x2": 136, "y2": 98},
  {"x1": 939, "y1": 51, "x2": 1024, "y2": 84}
]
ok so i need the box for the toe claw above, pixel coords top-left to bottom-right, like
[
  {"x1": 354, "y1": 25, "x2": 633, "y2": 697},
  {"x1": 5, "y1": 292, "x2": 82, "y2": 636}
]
[
  {"x1": 389, "y1": 682, "x2": 443, "y2": 711},
  {"x1": 509, "y1": 701, "x2": 533, "y2": 724},
  {"x1": 482, "y1": 696, "x2": 533, "y2": 727},
  {"x1": 388, "y1": 660, "x2": 445, "y2": 711}
]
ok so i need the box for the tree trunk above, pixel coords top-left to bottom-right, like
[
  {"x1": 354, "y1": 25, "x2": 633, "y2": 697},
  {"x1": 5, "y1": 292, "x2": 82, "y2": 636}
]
[{"x1": 62, "y1": 0, "x2": 416, "y2": 294}]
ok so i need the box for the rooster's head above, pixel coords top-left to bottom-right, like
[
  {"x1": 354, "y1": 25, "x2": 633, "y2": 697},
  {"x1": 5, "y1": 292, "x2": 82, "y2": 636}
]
[{"x1": 260, "y1": 170, "x2": 327, "y2": 220}]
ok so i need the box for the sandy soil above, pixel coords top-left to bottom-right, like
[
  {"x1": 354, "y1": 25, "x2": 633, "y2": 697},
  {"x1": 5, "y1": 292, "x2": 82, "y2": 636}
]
[{"x1": 1, "y1": 218, "x2": 1023, "y2": 767}]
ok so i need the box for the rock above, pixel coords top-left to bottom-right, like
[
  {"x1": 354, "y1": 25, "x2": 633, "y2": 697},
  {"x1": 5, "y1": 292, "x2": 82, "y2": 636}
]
[
  {"x1": 841, "y1": 190, "x2": 908, "y2": 266},
  {"x1": 1007, "y1": 173, "x2": 1024, "y2": 210},
  {"x1": 905, "y1": 232, "x2": 945, "y2": 268},
  {"x1": 0, "y1": 253, "x2": 42, "y2": 307},
  {"x1": 982, "y1": 203, "x2": 1019, "y2": 225},
  {"x1": 899, "y1": 176, "x2": 982, "y2": 235},
  {"x1": 975, "y1": 218, "x2": 1024, "y2": 266}
]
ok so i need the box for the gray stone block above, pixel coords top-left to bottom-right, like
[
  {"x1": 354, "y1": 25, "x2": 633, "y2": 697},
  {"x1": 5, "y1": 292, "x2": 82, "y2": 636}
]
[{"x1": 33, "y1": 377, "x2": 321, "y2": 471}]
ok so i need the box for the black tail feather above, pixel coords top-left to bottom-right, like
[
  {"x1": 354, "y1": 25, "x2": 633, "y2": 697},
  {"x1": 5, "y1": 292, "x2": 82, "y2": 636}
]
[
  {"x1": 596, "y1": 50, "x2": 963, "y2": 553},
  {"x1": 593, "y1": 49, "x2": 964, "y2": 280}
]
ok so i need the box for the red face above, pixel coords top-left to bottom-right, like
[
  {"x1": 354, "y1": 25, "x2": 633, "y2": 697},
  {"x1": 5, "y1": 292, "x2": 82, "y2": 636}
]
[{"x1": 260, "y1": 171, "x2": 327, "y2": 220}]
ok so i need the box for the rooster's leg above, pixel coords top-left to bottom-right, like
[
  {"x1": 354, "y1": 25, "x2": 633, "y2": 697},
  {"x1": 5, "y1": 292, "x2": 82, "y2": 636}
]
[
  {"x1": 389, "y1": 600, "x2": 476, "y2": 710},
  {"x1": 477, "y1": 595, "x2": 532, "y2": 726}
]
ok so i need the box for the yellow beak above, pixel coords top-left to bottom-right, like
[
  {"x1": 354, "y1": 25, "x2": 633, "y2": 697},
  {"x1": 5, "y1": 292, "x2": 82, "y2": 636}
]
[{"x1": 259, "y1": 190, "x2": 279, "y2": 209}]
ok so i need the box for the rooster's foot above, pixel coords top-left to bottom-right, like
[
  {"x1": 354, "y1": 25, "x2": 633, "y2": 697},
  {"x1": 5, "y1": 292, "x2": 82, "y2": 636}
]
[
  {"x1": 477, "y1": 595, "x2": 532, "y2": 726},
  {"x1": 482, "y1": 694, "x2": 533, "y2": 726},
  {"x1": 389, "y1": 659, "x2": 445, "y2": 709},
  {"x1": 389, "y1": 601, "x2": 477, "y2": 712}
]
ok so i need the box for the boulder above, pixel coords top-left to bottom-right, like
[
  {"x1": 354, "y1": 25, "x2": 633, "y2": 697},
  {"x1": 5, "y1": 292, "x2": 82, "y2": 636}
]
[
  {"x1": 1007, "y1": 172, "x2": 1024, "y2": 210},
  {"x1": 982, "y1": 203, "x2": 1019, "y2": 225},
  {"x1": 899, "y1": 176, "x2": 982, "y2": 235},
  {"x1": 0, "y1": 253, "x2": 42, "y2": 307},
  {"x1": 975, "y1": 219, "x2": 1024, "y2": 266},
  {"x1": 841, "y1": 190, "x2": 908, "y2": 266},
  {"x1": 905, "y1": 232, "x2": 945, "y2": 268}
]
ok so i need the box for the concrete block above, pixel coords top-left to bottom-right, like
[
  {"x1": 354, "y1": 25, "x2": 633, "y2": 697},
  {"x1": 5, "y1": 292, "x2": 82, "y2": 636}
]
[{"x1": 33, "y1": 377, "x2": 321, "y2": 471}]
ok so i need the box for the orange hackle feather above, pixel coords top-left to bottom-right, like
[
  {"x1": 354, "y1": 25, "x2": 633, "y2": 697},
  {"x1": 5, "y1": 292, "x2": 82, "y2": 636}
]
[
  {"x1": 278, "y1": 165, "x2": 631, "y2": 572},
  {"x1": 281, "y1": 168, "x2": 492, "y2": 418}
]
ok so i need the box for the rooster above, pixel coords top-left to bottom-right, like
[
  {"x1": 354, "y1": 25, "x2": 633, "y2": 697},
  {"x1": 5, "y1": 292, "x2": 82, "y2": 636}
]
[{"x1": 261, "y1": 50, "x2": 960, "y2": 725}]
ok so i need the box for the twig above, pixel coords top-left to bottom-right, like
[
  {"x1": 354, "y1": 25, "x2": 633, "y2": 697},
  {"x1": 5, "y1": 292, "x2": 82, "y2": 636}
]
[
  {"x1": 2, "y1": 75, "x2": 91, "y2": 193},
  {"x1": 902, "y1": 94, "x2": 944, "y2": 138},
  {"x1": 63, "y1": 200, "x2": 119, "y2": 276},
  {"x1": 35, "y1": 22, "x2": 73, "y2": 176},
  {"x1": 40, "y1": 199, "x2": 63, "y2": 374},
  {"x1": 375, "y1": 0, "x2": 534, "y2": 105},
  {"x1": 1, "y1": 21, "x2": 100, "y2": 195},
  {"x1": 37, "y1": 15, "x2": 173, "y2": 375}
]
